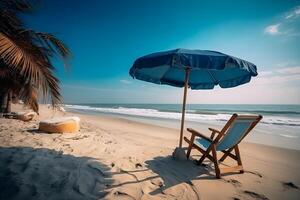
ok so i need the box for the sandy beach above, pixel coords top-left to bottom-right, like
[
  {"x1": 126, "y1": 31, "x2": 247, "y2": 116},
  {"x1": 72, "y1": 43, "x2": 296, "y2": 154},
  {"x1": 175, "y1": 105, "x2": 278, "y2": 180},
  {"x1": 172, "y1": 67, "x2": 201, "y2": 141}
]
[
  {"x1": 0, "y1": 104, "x2": 299, "y2": 200},
  {"x1": 1, "y1": 0, "x2": 300, "y2": 199}
]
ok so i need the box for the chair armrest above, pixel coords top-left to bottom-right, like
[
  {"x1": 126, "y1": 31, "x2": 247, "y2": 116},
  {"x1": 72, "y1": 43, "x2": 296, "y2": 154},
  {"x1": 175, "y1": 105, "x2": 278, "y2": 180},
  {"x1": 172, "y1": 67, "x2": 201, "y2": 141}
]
[
  {"x1": 187, "y1": 128, "x2": 213, "y2": 142},
  {"x1": 208, "y1": 127, "x2": 222, "y2": 139},
  {"x1": 208, "y1": 127, "x2": 221, "y2": 133}
]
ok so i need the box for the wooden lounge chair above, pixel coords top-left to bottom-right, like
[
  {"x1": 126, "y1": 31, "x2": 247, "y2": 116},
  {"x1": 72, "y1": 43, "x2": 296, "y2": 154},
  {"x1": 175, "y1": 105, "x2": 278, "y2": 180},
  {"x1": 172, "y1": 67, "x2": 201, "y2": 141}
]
[{"x1": 184, "y1": 113, "x2": 262, "y2": 178}]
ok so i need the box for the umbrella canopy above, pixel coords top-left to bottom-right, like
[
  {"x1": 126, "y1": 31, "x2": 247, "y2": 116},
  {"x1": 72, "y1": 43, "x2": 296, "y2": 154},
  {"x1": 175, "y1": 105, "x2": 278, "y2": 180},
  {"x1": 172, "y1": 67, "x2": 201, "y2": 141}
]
[
  {"x1": 130, "y1": 48, "x2": 257, "y2": 89},
  {"x1": 129, "y1": 48, "x2": 258, "y2": 150}
]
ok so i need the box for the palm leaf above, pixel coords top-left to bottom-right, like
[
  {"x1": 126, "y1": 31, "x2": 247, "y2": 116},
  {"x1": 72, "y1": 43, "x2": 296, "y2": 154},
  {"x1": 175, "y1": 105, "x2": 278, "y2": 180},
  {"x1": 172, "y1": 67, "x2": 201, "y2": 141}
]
[
  {"x1": 20, "y1": 83, "x2": 39, "y2": 113},
  {"x1": 25, "y1": 31, "x2": 71, "y2": 67},
  {"x1": 37, "y1": 32, "x2": 70, "y2": 58},
  {"x1": 0, "y1": 0, "x2": 71, "y2": 112},
  {"x1": 0, "y1": 0, "x2": 32, "y2": 13},
  {"x1": 0, "y1": 11, "x2": 23, "y2": 32},
  {"x1": 0, "y1": 32, "x2": 61, "y2": 106},
  {"x1": 0, "y1": 65, "x2": 40, "y2": 113}
]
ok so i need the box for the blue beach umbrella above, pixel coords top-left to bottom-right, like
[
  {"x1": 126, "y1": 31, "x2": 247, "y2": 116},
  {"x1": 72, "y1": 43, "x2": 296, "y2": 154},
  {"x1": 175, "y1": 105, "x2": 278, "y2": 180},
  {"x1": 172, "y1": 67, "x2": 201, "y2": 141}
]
[{"x1": 129, "y1": 49, "x2": 258, "y2": 152}]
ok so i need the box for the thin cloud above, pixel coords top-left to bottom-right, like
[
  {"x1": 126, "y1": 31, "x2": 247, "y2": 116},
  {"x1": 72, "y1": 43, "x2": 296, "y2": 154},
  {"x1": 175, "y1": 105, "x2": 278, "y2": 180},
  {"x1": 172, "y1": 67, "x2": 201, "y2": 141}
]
[
  {"x1": 276, "y1": 66, "x2": 300, "y2": 74},
  {"x1": 255, "y1": 74, "x2": 300, "y2": 85},
  {"x1": 120, "y1": 79, "x2": 132, "y2": 84},
  {"x1": 264, "y1": 23, "x2": 281, "y2": 35},
  {"x1": 265, "y1": 5, "x2": 300, "y2": 36},
  {"x1": 259, "y1": 71, "x2": 274, "y2": 77},
  {"x1": 275, "y1": 61, "x2": 298, "y2": 67},
  {"x1": 285, "y1": 6, "x2": 300, "y2": 19},
  {"x1": 255, "y1": 66, "x2": 300, "y2": 85}
]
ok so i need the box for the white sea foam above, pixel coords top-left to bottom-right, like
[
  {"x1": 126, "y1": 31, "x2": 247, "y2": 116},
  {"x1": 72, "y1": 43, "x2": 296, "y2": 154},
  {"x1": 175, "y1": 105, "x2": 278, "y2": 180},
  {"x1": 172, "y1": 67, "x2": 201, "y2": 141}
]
[{"x1": 64, "y1": 104, "x2": 300, "y2": 127}]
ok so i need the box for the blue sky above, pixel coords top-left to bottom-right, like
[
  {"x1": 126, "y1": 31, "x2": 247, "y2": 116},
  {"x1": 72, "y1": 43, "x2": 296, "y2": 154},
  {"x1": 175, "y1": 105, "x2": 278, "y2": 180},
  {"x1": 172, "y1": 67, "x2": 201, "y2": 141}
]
[{"x1": 24, "y1": 0, "x2": 300, "y2": 104}]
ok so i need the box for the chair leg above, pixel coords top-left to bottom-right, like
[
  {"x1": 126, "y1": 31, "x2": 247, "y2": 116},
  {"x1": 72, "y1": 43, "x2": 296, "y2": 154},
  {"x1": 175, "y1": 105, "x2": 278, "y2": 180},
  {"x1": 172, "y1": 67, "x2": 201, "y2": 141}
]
[
  {"x1": 211, "y1": 144, "x2": 221, "y2": 178},
  {"x1": 186, "y1": 147, "x2": 192, "y2": 159},
  {"x1": 186, "y1": 135, "x2": 195, "y2": 159},
  {"x1": 234, "y1": 145, "x2": 244, "y2": 173},
  {"x1": 198, "y1": 145, "x2": 213, "y2": 164},
  {"x1": 198, "y1": 154, "x2": 207, "y2": 165},
  {"x1": 219, "y1": 147, "x2": 234, "y2": 162}
]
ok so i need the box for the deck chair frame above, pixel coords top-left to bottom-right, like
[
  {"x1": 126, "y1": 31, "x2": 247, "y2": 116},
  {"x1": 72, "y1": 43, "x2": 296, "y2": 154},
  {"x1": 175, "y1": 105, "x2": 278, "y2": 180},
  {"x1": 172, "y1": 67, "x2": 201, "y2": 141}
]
[{"x1": 184, "y1": 113, "x2": 262, "y2": 178}]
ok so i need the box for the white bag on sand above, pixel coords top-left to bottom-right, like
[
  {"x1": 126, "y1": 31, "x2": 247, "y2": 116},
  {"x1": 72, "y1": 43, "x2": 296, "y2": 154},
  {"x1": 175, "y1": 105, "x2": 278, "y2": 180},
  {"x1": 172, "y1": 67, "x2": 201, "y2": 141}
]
[
  {"x1": 39, "y1": 116, "x2": 80, "y2": 133},
  {"x1": 16, "y1": 111, "x2": 37, "y2": 121}
]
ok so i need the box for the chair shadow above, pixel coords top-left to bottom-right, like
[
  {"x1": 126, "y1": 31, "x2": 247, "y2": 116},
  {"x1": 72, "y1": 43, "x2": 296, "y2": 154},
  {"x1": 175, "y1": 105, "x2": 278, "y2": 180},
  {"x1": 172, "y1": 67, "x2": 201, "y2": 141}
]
[
  {"x1": 0, "y1": 146, "x2": 113, "y2": 200},
  {"x1": 0, "y1": 146, "x2": 235, "y2": 199},
  {"x1": 98, "y1": 153, "x2": 217, "y2": 196},
  {"x1": 144, "y1": 155, "x2": 218, "y2": 195}
]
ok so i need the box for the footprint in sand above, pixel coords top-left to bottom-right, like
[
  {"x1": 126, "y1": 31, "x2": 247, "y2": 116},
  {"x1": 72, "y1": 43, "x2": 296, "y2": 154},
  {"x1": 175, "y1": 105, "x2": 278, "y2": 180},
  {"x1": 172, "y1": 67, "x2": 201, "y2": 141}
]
[
  {"x1": 67, "y1": 135, "x2": 89, "y2": 140},
  {"x1": 150, "y1": 177, "x2": 164, "y2": 188},
  {"x1": 111, "y1": 190, "x2": 135, "y2": 200},
  {"x1": 282, "y1": 182, "x2": 299, "y2": 190},
  {"x1": 245, "y1": 170, "x2": 263, "y2": 178},
  {"x1": 243, "y1": 190, "x2": 269, "y2": 200},
  {"x1": 226, "y1": 179, "x2": 242, "y2": 188},
  {"x1": 135, "y1": 163, "x2": 143, "y2": 168},
  {"x1": 62, "y1": 144, "x2": 74, "y2": 153},
  {"x1": 104, "y1": 148, "x2": 111, "y2": 154}
]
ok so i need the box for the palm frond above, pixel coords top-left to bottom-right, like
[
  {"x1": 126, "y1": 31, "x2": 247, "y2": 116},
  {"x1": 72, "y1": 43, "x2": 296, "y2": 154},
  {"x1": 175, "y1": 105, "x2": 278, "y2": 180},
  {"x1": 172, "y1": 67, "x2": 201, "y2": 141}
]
[
  {"x1": 0, "y1": 0, "x2": 33, "y2": 34},
  {"x1": 37, "y1": 32, "x2": 70, "y2": 58},
  {"x1": 0, "y1": 67, "x2": 10, "y2": 78},
  {"x1": 23, "y1": 31, "x2": 71, "y2": 67},
  {"x1": 20, "y1": 83, "x2": 39, "y2": 113},
  {"x1": 0, "y1": 11, "x2": 23, "y2": 33},
  {"x1": 0, "y1": 64, "x2": 48, "y2": 113},
  {"x1": 0, "y1": 0, "x2": 71, "y2": 112},
  {"x1": 0, "y1": 32, "x2": 40, "y2": 84},
  {"x1": 0, "y1": 32, "x2": 62, "y2": 107},
  {"x1": 0, "y1": 0, "x2": 32, "y2": 13}
]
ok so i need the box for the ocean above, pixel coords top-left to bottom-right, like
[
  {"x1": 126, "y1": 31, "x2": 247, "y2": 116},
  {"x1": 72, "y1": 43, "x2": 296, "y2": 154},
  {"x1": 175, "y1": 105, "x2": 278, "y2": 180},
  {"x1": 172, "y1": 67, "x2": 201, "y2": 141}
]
[{"x1": 64, "y1": 104, "x2": 300, "y2": 150}]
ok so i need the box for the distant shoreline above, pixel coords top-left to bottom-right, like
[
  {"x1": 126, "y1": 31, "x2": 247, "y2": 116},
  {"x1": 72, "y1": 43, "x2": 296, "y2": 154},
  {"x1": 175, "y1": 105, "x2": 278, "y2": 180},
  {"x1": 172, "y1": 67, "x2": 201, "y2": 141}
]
[{"x1": 65, "y1": 104, "x2": 300, "y2": 150}]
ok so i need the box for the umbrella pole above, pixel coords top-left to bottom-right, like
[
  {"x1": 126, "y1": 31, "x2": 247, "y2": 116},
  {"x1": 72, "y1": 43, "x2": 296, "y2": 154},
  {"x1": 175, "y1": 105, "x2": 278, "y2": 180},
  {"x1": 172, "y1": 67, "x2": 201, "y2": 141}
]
[{"x1": 179, "y1": 68, "x2": 190, "y2": 148}]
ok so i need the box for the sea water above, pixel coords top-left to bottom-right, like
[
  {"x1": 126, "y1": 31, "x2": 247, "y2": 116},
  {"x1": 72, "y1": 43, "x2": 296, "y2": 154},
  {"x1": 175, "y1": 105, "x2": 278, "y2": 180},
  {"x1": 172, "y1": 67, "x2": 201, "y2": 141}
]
[{"x1": 64, "y1": 104, "x2": 300, "y2": 150}]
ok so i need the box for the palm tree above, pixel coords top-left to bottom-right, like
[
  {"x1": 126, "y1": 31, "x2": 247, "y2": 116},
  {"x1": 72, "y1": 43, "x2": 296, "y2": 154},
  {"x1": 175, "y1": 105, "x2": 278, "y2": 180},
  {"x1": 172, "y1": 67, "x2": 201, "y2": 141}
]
[{"x1": 0, "y1": 0, "x2": 70, "y2": 115}]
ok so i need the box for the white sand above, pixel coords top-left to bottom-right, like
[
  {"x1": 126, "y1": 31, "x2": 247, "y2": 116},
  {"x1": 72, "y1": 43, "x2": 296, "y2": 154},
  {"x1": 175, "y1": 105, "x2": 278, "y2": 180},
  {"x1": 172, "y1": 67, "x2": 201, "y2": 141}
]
[{"x1": 0, "y1": 104, "x2": 300, "y2": 200}]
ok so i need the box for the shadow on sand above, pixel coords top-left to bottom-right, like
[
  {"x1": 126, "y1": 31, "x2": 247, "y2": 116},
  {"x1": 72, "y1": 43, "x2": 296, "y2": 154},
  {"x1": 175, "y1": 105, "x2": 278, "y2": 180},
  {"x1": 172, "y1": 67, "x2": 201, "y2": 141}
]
[
  {"x1": 0, "y1": 146, "x2": 112, "y2": 200},
  {"x1": 106, "y1": 154, "x2": 219, "y2": 197},
  {"x1": 145, "y1": 155, "x2": 218, "y2": 195},
  {"x1": 0, "y1": 145, "x2": 223, "y2": 199}
]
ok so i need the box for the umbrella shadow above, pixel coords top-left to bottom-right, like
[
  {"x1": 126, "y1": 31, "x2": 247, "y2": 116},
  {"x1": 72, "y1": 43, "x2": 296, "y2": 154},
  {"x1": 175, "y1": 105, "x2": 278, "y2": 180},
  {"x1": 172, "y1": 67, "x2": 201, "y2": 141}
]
[{"x1": 0, "y1": 146, "x2": 113, "y2": 200}]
